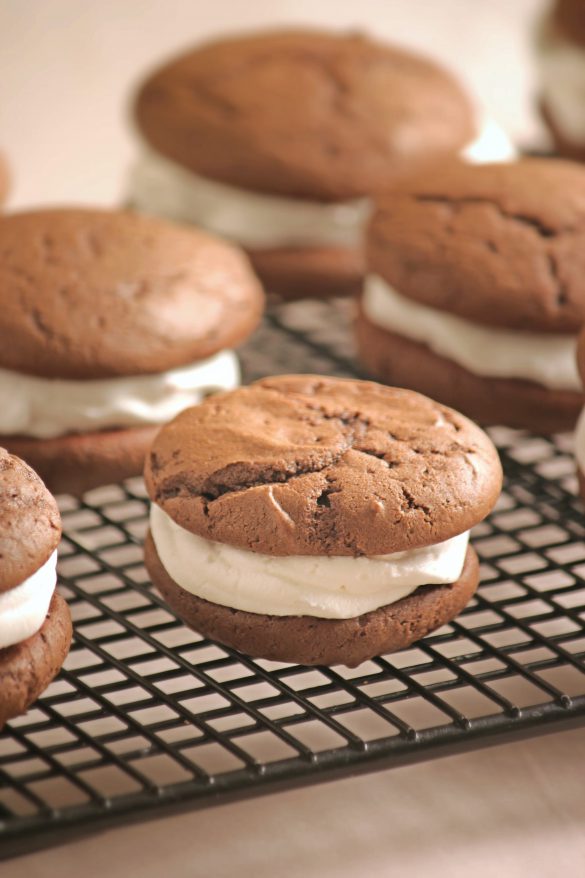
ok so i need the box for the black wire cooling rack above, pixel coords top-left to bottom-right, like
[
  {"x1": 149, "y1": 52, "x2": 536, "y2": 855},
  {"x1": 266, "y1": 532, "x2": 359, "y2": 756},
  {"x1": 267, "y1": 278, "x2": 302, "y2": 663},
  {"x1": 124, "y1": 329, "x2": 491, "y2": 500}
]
[{"x1": 2, "y1": 298, "x2": 585, "y2": 860}]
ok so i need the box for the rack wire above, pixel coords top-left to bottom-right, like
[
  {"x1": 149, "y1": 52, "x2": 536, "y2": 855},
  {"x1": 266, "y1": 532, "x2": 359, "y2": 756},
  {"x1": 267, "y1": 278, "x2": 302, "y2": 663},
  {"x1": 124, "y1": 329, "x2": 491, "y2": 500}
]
[{"x1": 1, "y1": 297, "x2": 585, "y2": 860}]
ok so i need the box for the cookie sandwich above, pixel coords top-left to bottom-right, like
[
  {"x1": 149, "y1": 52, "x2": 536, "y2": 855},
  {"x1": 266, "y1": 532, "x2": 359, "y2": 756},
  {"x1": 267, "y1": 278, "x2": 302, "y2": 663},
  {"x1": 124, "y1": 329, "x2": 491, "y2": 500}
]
[
  {"x1": 144, "y1": 375, "x2": 501, "y2": 667},
  {"x1": 357, "y1": 158, "x2": 585, "y2": 433},
  {"x1": 130, "y1": 29, "x2": 515, "y2": 300},
  {"x1": 0, "y1": 448, "x2": 71, "y2": 727},
  {"x1": 0, "y1": 208, "x2": 264, "y2": 495},
  {"x1": 537, "y1": 0, "x2": 585, "y2": 161}
]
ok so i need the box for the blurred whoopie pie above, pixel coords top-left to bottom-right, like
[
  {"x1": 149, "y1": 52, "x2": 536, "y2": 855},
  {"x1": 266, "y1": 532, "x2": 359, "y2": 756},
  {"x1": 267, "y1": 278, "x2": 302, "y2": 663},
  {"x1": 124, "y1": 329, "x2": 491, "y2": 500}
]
[
  {"x1": 130, "y1": 28, "x2": 514, "y2": 300},
  {"x1": 0, "y1": 208, "x2": 264, "y2": 494}
]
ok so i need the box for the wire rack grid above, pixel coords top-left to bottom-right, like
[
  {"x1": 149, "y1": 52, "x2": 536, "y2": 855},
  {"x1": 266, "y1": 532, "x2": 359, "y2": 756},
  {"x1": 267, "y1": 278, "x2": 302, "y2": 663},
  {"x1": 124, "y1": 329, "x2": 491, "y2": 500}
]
[{"x1": 1, "y1": 298, "x2": 585, "y2": 859}]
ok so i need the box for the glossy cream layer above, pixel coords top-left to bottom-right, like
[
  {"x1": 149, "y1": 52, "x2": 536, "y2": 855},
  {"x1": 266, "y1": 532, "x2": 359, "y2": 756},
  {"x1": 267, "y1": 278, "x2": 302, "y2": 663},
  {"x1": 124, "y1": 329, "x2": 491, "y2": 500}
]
[
  {"x1": 0, "y1": 350, "x2": 240, "y2": 439},
  {"x1": 362, "y1": 275, "x2": 581, "y2": 391},
  {"x1": 150, "y1": 503, "x2": 470, "y2": 620},
  {"x1": 0, "y1": 551, "x2": 57, "y2": 650},
  {"x1": 129, "y1": 119, "x2": 516, "y2": 250}
]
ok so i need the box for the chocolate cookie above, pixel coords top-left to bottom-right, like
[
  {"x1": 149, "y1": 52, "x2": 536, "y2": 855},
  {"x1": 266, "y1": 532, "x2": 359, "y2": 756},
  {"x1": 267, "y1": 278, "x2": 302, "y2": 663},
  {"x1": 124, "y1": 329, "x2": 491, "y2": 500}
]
[
  {"x1": 0, "y1": 209, "x2": 263, "y2": 379},
  {"x1": 145, "y1": 375, "x2": 501, "y2": 666},
  {"x1": 358, "y1": 158, "x2": 585, "y2": 432},
  {"x1": 134, "y1": 30, "x2": 476, "y2": 200},
  {"x1": 0, "y1": 208, "x2": 264, "y2": 494},
  {"x1": 0, "y1": 449, "x2": 71, "y2": 726},
  {"x1": 130, "y1": 28, "x2": 488, "y2": 299},
  {"x1": 0, "y1": 447, "x2": 61, "y2": 591}
]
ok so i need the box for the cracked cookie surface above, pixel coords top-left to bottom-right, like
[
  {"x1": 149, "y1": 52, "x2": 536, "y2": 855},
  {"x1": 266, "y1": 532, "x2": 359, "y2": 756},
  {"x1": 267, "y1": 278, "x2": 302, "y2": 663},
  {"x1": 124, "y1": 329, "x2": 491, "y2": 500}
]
[
  {"x1": 145, "y1": 374, "x2": 502, "y2": 556},
  {"x1": 0, "y1": 208, "x2": 264, "y2": 379},
  {"x1": 135, "y1": 29, "x2": 475, "y2": 201},
  {"x1": 0, "y1": 447, "x2": 61, "y2": 592},
  {"x1": 368, "y1": 158, "x2": 585, "y2": 333}
]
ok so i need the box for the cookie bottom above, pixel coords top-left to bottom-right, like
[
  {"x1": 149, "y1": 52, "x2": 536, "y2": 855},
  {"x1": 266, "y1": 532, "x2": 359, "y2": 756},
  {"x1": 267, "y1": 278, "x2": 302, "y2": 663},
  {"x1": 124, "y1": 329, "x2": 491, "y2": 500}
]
[
  {"x1": 355, "y1": 304, "x2": 583, "y2": 434},
  {"x1": 540, "y1": 97, "x2": 585, "y2": 163},
  {"x1": 2, "y1": 425, "x2": 159, "y2": 495},
  {"x1": 0, "y1": 592, "x2": 72, "y2": 728},
  {"x1": 248, "y1": 244, "x2": 364, "y2": 300},
  {"x1": 145, "y1": 532, "x2": 479, "y2": 667}
]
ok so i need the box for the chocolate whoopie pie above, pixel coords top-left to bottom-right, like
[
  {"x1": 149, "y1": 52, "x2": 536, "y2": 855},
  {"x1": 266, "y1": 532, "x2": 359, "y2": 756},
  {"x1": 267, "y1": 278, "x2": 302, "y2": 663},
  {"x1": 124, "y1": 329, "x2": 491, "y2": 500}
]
[
  {"x1": 0, "y1": 208, "x2": 264, "y2": 495},
  {"x1": 130, "y1": 29, "x2": 514, "y2": 300},
  {"x1": 357, "y1": 158, "x2": 585, "y2": 433},
  {"x1": 0, "y1": 448, "x2": 71, "y2": 727},
  {"x1": 537, "y1": 0, "x2": 585, "y2": 162},
  {"x1": 144, "y1": 375, "x2": 501, "y2": 667}
]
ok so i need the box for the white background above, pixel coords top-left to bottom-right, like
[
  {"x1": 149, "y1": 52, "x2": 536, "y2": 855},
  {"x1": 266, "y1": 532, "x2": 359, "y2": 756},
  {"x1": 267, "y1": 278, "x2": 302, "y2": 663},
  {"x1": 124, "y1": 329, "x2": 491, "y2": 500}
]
[{"x1": 4, "y1": 2, "x2": 585, "y2": 876}]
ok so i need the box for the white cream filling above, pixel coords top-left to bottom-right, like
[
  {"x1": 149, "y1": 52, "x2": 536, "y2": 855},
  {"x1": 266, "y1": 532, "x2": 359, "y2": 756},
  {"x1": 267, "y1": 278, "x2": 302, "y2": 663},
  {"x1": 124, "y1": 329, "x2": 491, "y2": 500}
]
[
  {"x1": 129, "y1": 150, "x2": 373, "y2": 249},
  {"x1": 0, "y1": 551, "x2": 57, "y2": 650},
  {"x1": 0, "y1": 349, "x2": 239, "y2": 440},
  {"x1": 363, "y1": 275, "x2": 581, "y2": 392},
  {"x1": 575, "y1": 406, "x2": 585, "y2": 472},
  {"x1": 129, "y1": 118, "x2": 515, "y2": 250},
  {"x1": 538, "y1": 37, "x2": 585, "y2": 143},
  {"x1": 150, "y1": 503, "x2": 470, "y2": 620}
]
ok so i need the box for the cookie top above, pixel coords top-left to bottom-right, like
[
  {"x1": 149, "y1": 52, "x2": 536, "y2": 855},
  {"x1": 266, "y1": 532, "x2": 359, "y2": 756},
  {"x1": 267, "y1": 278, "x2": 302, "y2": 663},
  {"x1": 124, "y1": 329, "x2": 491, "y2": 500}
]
[
  {"x1": 550, "y1": 0, "x2": 585, "y2": 45},
  {"x1": 134, "y1": 29, "x2": 476, "y2": 202},
  {"x1": 368, "y1": 158, "x2": 585, "y2": 334},
  {"x1": 0, "y1": 208, "x2": 264, "y2": 380},
  {"x1": 0, "y1": 152, "x2": 9, "y2": 206},
  {"x1": 145, "y1": 374, "x2": 501, "y2": 556},
  {"x1": 0, "y1": 448, "x2": 61, "y2": 593}
]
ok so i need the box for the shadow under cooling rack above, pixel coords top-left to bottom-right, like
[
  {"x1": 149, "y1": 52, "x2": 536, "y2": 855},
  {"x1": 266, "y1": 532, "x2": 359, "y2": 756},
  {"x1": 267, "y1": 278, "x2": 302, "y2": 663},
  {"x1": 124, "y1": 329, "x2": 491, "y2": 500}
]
[{"x1": 1, "y1": 298, "x2": 585, "y2": 859}]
